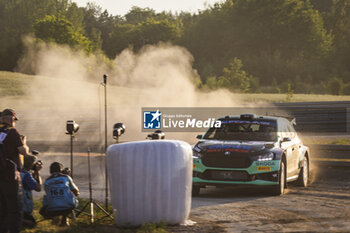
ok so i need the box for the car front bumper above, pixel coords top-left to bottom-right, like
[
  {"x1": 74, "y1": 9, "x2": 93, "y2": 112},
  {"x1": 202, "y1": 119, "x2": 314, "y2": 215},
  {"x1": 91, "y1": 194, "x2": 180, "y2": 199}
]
[{"x1": 193, "y1": 158, "x2": 281, "y2": 186}]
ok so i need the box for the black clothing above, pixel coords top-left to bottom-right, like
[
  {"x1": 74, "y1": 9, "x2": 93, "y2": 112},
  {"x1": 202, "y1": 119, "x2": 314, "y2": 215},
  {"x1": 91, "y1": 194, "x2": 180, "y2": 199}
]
[
  {"x1": 2, "y1": 126, "x2": 23, "y2": 169},
  {"x1": 0, "y1": 124, "x2": 24, "y2": 233},
  {"x1": 0, "y1": 178, "x2": 22, "y2": 233}
]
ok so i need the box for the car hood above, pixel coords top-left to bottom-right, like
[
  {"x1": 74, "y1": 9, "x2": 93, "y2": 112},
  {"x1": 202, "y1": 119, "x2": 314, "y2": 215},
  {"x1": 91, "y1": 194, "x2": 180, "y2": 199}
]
[{"x1": 194, "y1": 140, "x2": 275, "y2": 153}]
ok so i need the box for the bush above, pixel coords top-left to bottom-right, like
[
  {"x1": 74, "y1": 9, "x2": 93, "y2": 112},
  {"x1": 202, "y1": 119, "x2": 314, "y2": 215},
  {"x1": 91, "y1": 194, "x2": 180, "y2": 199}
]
[
  {"x1": 327, "y1": 77, "x2": 343, "y2": 95},
  {"x1": 343, "y1": 83, "x2": 350, "y2": 95},
  {"x1": 285, "y1": 83, "x2": 294, "y2": 102},
  {"x1": 205, "y1": 76, "x2": 219, "y2": 89}
]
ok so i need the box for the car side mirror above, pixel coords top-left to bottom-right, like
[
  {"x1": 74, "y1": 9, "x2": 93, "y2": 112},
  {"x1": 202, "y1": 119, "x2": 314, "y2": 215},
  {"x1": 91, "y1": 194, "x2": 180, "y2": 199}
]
[
  {"x1": 282, "y1": 137, "x2": 291, "y2": 142},
  {"x1": 196, "y1": 135, "x2": 203, "y2": 139}
]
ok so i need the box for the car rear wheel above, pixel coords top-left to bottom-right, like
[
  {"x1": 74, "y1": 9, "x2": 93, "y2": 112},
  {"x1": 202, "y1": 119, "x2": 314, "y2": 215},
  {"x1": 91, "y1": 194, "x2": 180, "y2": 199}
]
[
  {"x1": 297, "y1": 156, "x2": 309, "y2": 187},
  {"x1": 192, "y1": 185, "x2": 200, "y2": 196},
  {"x1": 272, "y1": 160, "x2": 285, "y2": 196}
]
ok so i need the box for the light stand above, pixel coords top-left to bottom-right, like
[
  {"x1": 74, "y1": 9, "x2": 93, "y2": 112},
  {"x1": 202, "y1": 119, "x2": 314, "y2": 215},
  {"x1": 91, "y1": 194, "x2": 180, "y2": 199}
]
[
  {"x1": 70, "y1": 134, "x2": 74, "y2": 177},
  {"x1": 75, "y1": 148, "x2": 113, "y2": 222},
  {"x1": 66, "y1": 120, "x2": 79, "y2": 178},
  {"x1": 77, "y1": 122, "x2": 126, "y2": 221},
  {"x1": 103, "y1": 74, "x2": 109, "y2": 210}
]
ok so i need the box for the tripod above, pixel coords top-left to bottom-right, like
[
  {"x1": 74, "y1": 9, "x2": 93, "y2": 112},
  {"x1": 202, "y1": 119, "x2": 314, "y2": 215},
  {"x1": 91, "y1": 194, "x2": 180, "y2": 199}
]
[
  {"x1": 75, "y1": 148, "x2": 113, "y2": 222},
  {"x1": 70, "y1": 134, "x2": 74, "y2": 178}
]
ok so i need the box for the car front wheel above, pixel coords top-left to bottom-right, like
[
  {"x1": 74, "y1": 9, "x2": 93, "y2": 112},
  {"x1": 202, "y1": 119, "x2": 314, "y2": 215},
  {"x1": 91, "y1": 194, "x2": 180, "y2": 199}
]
[
  {"x1": 272, "y1": 160, "x2": 285, "y2": 196},
  {"x1": 297, "y1": 156, "x2": 309, "y2": 187}
]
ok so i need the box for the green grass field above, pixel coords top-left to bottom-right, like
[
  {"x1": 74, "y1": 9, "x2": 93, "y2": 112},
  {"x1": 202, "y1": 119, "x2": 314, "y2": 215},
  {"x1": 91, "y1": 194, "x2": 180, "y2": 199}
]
[
  {"x1": 22, "y1": 199, "x2": 168, "y2": 233},
  {"x1": 0, "y1": 71, "x2": 35, "y2": 96},
  {"x1": 1, "y1": 71, "x2": 350, "y2": 103}
]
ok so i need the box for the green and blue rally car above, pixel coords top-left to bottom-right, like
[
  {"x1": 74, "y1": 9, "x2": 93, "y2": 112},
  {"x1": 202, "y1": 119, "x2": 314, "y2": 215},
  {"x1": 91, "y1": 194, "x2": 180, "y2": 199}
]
[{"x1": 192, "y1": 114, "x2": 311, "y2": 196}]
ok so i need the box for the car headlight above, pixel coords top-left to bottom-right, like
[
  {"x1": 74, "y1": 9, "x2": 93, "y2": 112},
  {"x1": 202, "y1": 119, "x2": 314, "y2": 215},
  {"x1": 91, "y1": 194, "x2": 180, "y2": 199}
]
[
  {"x1": 253, "y1": 152, "x2": 274, "y2": 161},
  {"x1": 192, "y1": 150, "x2": 203, "y2": 159}
]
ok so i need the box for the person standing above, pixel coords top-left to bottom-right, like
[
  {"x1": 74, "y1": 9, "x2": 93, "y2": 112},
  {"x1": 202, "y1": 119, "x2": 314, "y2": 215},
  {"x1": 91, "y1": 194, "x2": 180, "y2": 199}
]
[{"x1": 0, "y1": 109, "x2": 34, "y2": 233}]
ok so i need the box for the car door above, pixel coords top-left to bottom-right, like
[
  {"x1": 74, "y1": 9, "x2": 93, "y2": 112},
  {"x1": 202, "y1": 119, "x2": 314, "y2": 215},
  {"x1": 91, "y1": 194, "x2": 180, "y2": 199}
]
[{"x1": 279, "y1": 120, "x2": 294, "y2": 178}]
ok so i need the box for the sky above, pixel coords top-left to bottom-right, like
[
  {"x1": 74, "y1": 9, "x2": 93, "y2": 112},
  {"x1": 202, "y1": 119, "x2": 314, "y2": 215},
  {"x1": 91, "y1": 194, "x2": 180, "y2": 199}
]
[{"x1": 73, "y1": 0, "x2": 221, "y2": 16}]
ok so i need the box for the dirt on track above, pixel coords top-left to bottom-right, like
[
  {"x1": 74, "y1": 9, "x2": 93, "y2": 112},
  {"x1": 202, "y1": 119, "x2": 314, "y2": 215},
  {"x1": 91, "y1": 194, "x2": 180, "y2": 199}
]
[
  {"x1": 36, "y1": 155, "x2": 350, "y2": 232},
  {"x1": 169, "y1": 165, "x2": 350, "y2": 233}
]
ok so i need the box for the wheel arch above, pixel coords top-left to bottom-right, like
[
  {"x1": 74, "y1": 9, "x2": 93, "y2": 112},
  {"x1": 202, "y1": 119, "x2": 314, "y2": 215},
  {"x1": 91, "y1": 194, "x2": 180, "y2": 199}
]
[
  {"x1": 280, "y1": 152, "x2": 287, "y2": 187},
  {"x1": 299, "y1": 145, "x2": 310, "y2": 168}
]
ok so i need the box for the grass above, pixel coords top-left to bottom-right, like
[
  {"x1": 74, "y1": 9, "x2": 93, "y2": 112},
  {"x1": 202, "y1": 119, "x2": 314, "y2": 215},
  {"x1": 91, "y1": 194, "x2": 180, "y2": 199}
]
[
  {"x1": 0, "y1": 71, "x2": 34, "y2": 96},
  {"x1": 22, "y1": 199, "x2": 169, "y2": 233},
  {"x1": 1, "y1": 71, "x2": 350, "y2": 103}
]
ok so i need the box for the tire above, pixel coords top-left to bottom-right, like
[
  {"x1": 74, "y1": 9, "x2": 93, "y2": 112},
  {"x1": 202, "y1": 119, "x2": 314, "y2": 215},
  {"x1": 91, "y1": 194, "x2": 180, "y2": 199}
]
[
  {"x1": 192, "y1": 185, "x2": 200, "y2": 196},
  {"x1": 271, "y1": 160, "x2": 285, "y2": 196},
  {"x1": 297, "y1": 156, "x2": 309, "y2": 187}
]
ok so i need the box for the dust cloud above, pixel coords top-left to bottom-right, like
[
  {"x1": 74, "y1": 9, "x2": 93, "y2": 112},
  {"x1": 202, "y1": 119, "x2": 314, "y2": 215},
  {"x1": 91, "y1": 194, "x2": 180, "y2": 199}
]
[{"x1": 11, "y1": 38, "x2": 238, "y2": 147}]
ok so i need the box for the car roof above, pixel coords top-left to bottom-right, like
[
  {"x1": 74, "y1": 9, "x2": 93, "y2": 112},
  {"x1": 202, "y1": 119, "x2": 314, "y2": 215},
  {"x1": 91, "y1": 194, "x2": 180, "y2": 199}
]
[{"x1": 217, "y1": 115, "x2": 288, "y2": 122}]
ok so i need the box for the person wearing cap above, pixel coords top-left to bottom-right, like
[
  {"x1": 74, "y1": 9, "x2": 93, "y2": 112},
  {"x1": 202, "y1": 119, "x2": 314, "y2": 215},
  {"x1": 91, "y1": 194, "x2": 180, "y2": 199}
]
[
  {"x1": 40, "y1": 162, "x2": 79, "y2": 226},
  {"x1": 20, "y1": 156, "x2": 42, "y2": 228},
  {"x1": 0, "y1": 109, "x2": 33, "y2": 233}
]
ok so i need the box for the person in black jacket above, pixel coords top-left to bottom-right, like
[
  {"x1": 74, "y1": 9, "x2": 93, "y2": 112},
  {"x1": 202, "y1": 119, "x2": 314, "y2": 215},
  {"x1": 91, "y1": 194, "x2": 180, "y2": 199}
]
[{"x1": 0, "y1": 109, "x2": 34, "y2": 233}]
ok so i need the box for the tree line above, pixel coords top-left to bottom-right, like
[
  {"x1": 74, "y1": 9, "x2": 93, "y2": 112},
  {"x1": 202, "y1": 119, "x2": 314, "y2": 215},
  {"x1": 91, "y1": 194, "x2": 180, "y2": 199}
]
[{"x1": 1, "y1": 0, "x2": 350, "y2": 95}]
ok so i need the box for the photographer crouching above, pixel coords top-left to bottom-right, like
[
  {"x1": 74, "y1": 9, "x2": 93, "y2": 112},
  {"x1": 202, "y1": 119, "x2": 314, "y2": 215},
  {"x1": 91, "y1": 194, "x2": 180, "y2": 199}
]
[
  {"x1": 20, "y1": 156, "x2": 42, "y2": 228},
  {"x1": 40, "y1": 162, "x2": 79, "y2": 226}
]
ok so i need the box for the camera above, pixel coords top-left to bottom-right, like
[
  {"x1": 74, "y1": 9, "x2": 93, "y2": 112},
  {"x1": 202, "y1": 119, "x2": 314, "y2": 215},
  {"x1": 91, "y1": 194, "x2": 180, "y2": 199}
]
[
  {"x1": 147, "y1": 130, "x2": 165, "y2": 140},
  {"x1": 27, "y1": 150, "x2": 41, "y2": 171},
  {"x1": 113, "y1": 123, "x2": 125, "y2": 139},
  {"x1": 31, "y1": 160, "x2": 43, "y2": 171},
  {"x1": 66, "y1": 120, "x2": 79, "y2": 135},
  {"x1": 62, "y1": 167, "x2": 71, "y2": 176}
]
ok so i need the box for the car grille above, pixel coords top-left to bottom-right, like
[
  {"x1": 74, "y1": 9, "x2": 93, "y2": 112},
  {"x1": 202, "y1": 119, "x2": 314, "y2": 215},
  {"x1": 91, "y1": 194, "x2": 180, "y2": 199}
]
[
  {"x1": 201, "y1": 152, "x2": 252, "y2": 168},
  {"x1": 202, "y1": 170, "x2": 250, "y2": 181}
]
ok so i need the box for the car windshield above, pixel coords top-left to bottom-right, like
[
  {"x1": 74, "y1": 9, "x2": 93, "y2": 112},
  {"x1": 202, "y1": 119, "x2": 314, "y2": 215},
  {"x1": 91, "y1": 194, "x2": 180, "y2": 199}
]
[{"x1": 203, "y1": 119, "x2": 277, "y2": 141}]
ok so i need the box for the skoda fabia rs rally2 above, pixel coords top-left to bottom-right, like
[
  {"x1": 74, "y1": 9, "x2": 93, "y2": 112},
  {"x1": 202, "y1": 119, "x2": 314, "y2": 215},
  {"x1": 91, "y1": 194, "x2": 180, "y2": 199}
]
[{"x1": 192, "y1": 114, "x2": 311, "y2": 196}]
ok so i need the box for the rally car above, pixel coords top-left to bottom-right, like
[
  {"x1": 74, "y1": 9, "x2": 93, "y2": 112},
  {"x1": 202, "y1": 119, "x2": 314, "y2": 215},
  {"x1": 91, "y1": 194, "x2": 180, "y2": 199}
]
[{"x1": 192, "y1": 114, "x2": 310, "y2": 196}]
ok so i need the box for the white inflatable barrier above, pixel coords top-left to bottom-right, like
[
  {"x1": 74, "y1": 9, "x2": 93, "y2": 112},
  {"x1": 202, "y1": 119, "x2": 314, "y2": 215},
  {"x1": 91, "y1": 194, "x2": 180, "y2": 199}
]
[{"x1": 106, "y1": 140, "x2": 193, "y2": 226}]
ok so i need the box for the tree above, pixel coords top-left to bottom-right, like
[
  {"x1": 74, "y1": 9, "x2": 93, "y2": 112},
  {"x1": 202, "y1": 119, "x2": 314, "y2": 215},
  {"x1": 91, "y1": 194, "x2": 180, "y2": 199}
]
[
  {"x1": 105, "y1": 24, "x2": 134, "y2": 58},
  {"x1": 0, "y1": 0, "x2": 90, "y2": 70},
  {"x1": 181, "y1": 0, "x2": 333, "y2": 85},
  {"x1": 33, "y1": 15, "x2": 92, "y2": 52},
  {"x1": 205, "y1": 57, "x2": 254, "y2": 93},
  {"x1": 309, "y1": 0, "x2": 333, "y2": 13},
  {"x1": 134, "y1": 18, "x2": 181, "y2": 49},
  {"x1": 221, "y1": 58, "x2": 251, "y2": 92},
  {"x1": 106, "y1": 18, "x2": 182, "y2": 57},
  {"x1": 324, "y1": 0, "x2": 350, "y2": 82},
  {"x1": 124, "y1": 6, "x2": 156, "y2": 24}
]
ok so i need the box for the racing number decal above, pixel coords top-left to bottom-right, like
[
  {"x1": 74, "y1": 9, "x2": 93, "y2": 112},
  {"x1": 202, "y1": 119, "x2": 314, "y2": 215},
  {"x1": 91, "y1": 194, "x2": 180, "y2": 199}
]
[{"x1": 50, "y1": 188, "x2": 64, "y2": 196}]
